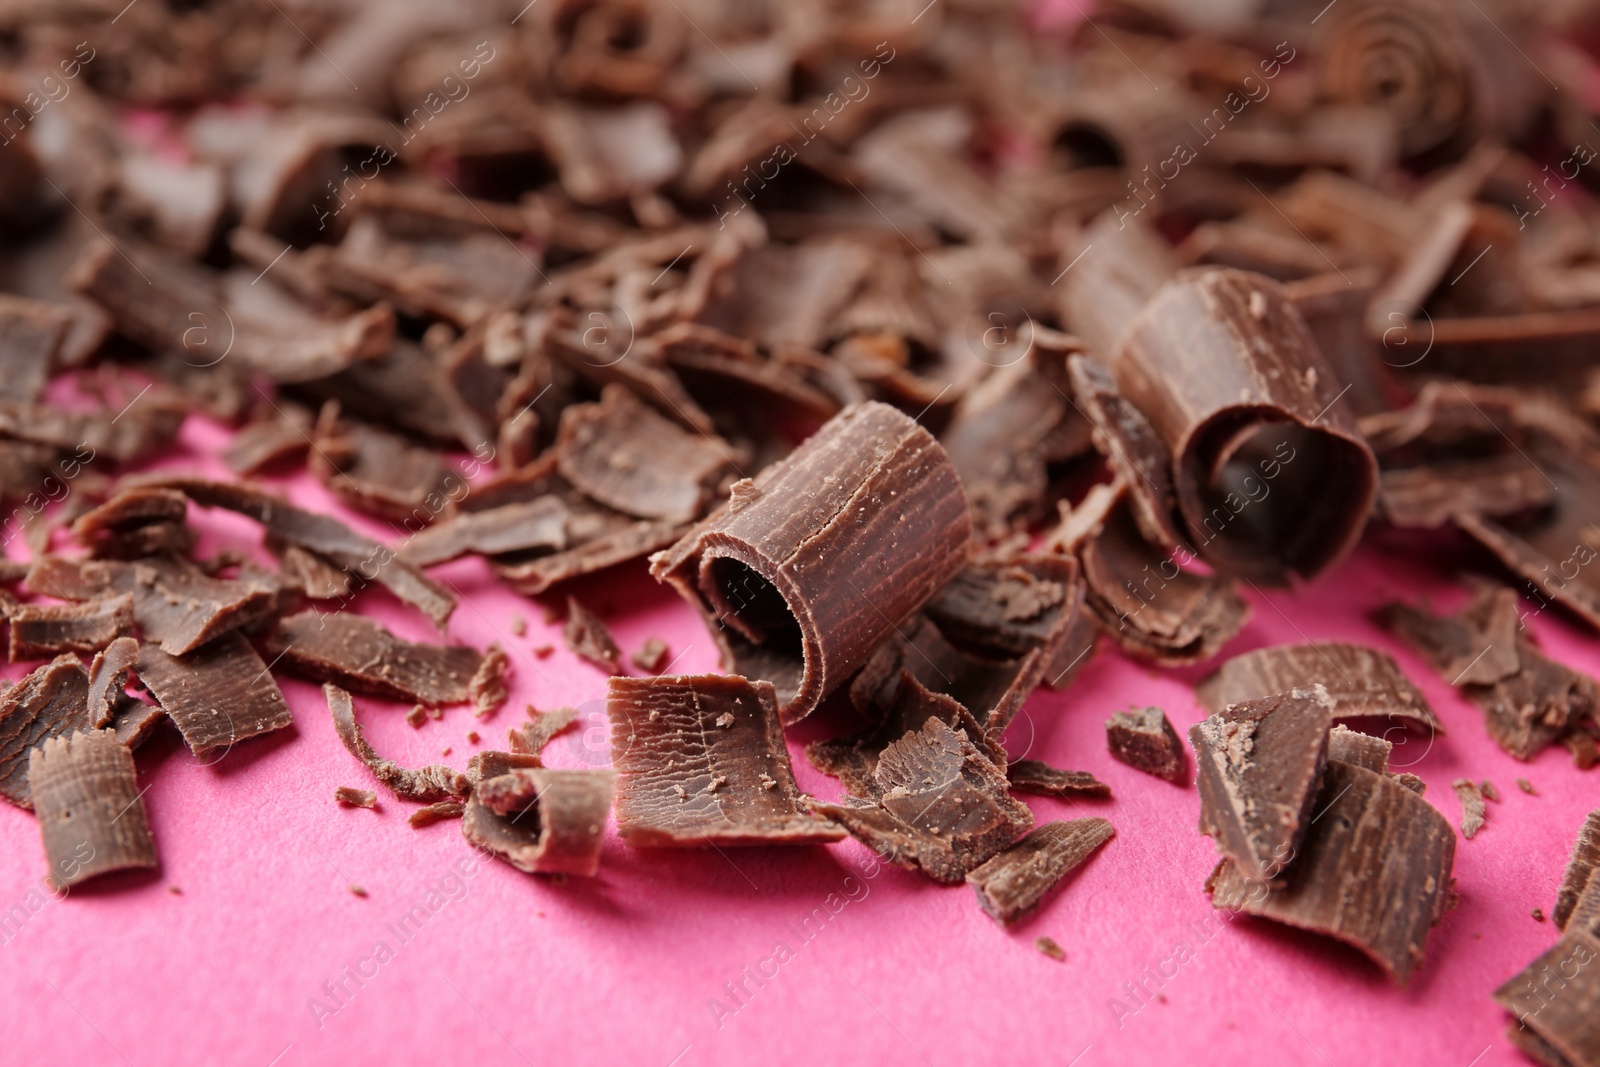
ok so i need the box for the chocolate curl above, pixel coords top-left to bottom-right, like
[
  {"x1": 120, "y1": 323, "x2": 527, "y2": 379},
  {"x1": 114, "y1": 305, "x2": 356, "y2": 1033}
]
[
  {"x1": 651, "y1": 401, "x2": 972, "y2": 723},
  {"x1": 1109, "y1": 267, "x2": 1378, "y2": 584}
]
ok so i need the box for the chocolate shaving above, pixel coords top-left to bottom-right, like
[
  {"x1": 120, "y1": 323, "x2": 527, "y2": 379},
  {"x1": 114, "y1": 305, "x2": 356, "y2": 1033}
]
[
  {"x1": 1494, "y1": 927, "x2": 1600, "y2": 1067},
  {"x1": 510, "y1": 706, "x2": 580, "y2": 757},
  {"x1": 651, "y1": 401, "x2": 971, "y2": 723},
  {"x1": 270, "y1": 610, "x2": 481, "y2": 706},
  {"x1": 1190, "y1": 685, "x2": 1336, "y2": 885},
  {"x1": 464, "y1": 768, "x2": 614, "y2": 876},
  {"x1": 1327, "y1": 724, "x2": 1392, "y2": 773},
  {"x1": 1207, "y1": 760, "x2": 1456, "y2": 986},
  {"x1": 1006, "y1": 760, "x2": 1112, "y2": 800},
  {"x1": 312, "y1": 420, "x2": 453, "y2": 524},
  {"x1": 136, "y1": 633, "x2": 293, "y2": 757},
  {"x1": 110, "y1": 699, "x2": 167, "y2": 750},
  {"x1": 272, "y1": 542, "x2": 352, "y2": 600},
  {"x1": 335, "y1": 786, "x2": 377, "y2": 809},
  {"x1": 1378, "y1": 454, "x2": 1556, "y2": 529},
  {"x1": 921, "y1": 555, "x2": 1084, "y2": 664},
  {"x1": 29, "y1": 729, "x2": 158, "y2": 890},
  {"x1": 1554, "y1": 811, "x2": 1600, "y2": 931},
  {"x1": 606, "y1": 674, "x2": 842, "y2": 847},
  {"x1": 469, "y1": 646, "x2": 510, "y2": 719},
  {"x1": 0, "y1": 655, "x2": 90, "y2": 809},
  {"x1": 7, "y1": 593, "x2": 134, "y2": 660},
  {"x1": 966, "y1": 818, "x2": 1115, "y2": 925},
  {"x1": 87, "y1": 636, "x2": 140, "y2": 729},
  {"x1": 1067, "y1": 353, "x2": 1183, "y2": 550},
  {"x1": 1380, "y1": 586, "x2": 1524, "y2": 686},
  {"x1": 631, "y1": 638, "x2": 670, "y2": 673},
  {"x1": 409, "y1": 802, "x2": 466, "y2": 828},
  {"x1": 397, "y1": 497, "x2": 568, "y2": 568},
  {"x1": 1106, "y1": 706, "x2": 1186, "y2": 783},
  {"x1": 0, "y1": 294, "x2": 69, "y2": 406},
  {"x1": 1453, "y1": 779, "x2": 1487, "y2": 839},
  {"x1": 1196, "y1": 643, "x2": 1443, "y2": 735},
  {"x1": 563, "y1": 597, "x2": 622, "y2": 675},
  {"x1": 222, "y1": 405, "x2": 313, "y2": 476},
  {"x1": 325, "y1": 683, "x2": 466, "y2": 802}
]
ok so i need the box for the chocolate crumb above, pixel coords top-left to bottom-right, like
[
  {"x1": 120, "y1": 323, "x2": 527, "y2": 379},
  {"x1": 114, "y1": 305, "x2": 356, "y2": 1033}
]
[
  {"x1": 1035, "y1": 937, "x2": 1066, "y2": 962},
  {"x1": 1106, "y1": 706, "x2": 1186, "y2": 783},
  {"x1": 406, "y1": 705, "x2": 426, "y2": 728},
  {"x1": 533, "y1": 644, "x2": 554, "y2": 658},
  {"x1": 467, "y1": 731, "x2": 480, "y2": 744},
  {"x1": 631, "y1": 637, "x2": 670, "y2": 673},
  {"x1": 510, "y1": 614, "x2": 526, "y2": 636},
  {"x1": 1532, "y1": 907, "x2": 1546, "y2": 922},
  {"x1": 1480, "y1": 779, "x2": 1500, "y2": 802},
  {"x1": 469, "y1": 645, "x2": 510, "y2": 719},
  {"x1": 1517, "y1": 777, "x2": 1537, "y2": 795},
  {"x1": 1453, "y1": 779, "x2": 1487, "y2": 839},
  {"x1": 335, "y1": 786, "x2": 377, "y2": 809},
  {"x1": 348, "y1": 885, "x2": 367, "y2": 898}
]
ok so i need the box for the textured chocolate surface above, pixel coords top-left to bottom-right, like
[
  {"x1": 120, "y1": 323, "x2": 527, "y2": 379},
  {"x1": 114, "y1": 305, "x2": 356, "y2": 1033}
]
[
  {"x1": 966, "y1": 818, "x2": 1115, "y2": 925},
  {"x1": 136, "y1": 633, "x2": 293, "y2": 757},
  {"x1": 29, "y1": 729, "x2": 158, "y2": 890}
]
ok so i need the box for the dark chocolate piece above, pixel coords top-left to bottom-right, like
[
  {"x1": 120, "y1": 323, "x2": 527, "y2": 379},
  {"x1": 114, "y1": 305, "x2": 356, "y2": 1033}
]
[
  {"x1": 312, "y1": 421, "x2": 453, "y2": 524},
  {"x1": 70, "y1": 486, "x2": 190, "y2": 540},
  {"x1": 921, "y1": 555, "x2": 1084, "y2": 664},
  {"x1": 966, "y1": 818, "x2": 1115, "y2": 925},
  {"x1": 1378, "y1": 454, "x2": 1555, "y2": 529},
  {"x1": 0, "y1": 294, "x2": 69, "y2": 406},
  {"x1": 631, "y1": 638, "x2": 670, "y2": 673},
  {"x1": 1208, "y1": 760, "x2": 1456, "y2": 986},
  {"x1": 87, "y1": 637, "x2": 140, "y2": 729},
  {"x1": 1190, "y1": 685, "x2": 1335, "y2": 884},
  {"x1": 29, "y1": 729, "x2": 158, "y2": 890},
  {"x1": 1381, "y1": 587, "x2": 1522, "y2": 686},
  {"x1": 409, "y1": 802, "x2": 466, "y2": 828},
  {"x1": 563, "y1": 597, "x2": 623, "y2": 675},
  {"x1": 1106, "y1": 706, "x2": 1186, "y2": 783},
  {"x1": 510, "y1": 706, "x2": 580, "y2": 757},
  {"x1": 110, "y1": 699, "x2": 167, "y2": 750},
  {"x1": 651, "y1": 401, "x2": 971, "y2": 723},
  {"x1": 7, "y1": 594, "x2": 134, "y2": 660},
  {"x1": 464, "y1": 767, "x2": 614, "y2": 876},
  {"x1": 272, "y1": 543, "x2": 353, "y2": 600},
  {"x1": 1555, "y1": 811, "x2": 1600, "y2": 931},
  {"x1": 325, "y1": 684, "x2": 467, "y2": 802},
  {"x1": 1327, "y1": 724, "x2": 1392, "y2": 773},
  {"x1": 1494, "y1": 928, "x2": 1600, "y2": 1067},
  {"x1": 469, "y1": 646, "x2": 510, "y2": 719},
  {"x1": 1068, "y1": 353, "x2": 1183, "y2": 550},
  {"x1": 1196, "y1": 643, "x2": 1443, "y2": 735},
  {"x1": 335, "y1": 786, "x2": 378, "y2": 809},
  {"x1": 136, "y1": 634, "x2": 294, "y2": 758},
  {"x1": 1006, "y1": 760, "x2": 1112, "y2": 800},
  {"x1": 0, "y1": 655, "x2": 90, "y2": 809},
  {"x1": 222, "y1": 406, "x2": 313, "y2": 476},
  {"x1": 1453, "y1": 779, "x2": 1487, "y2": 839},
  {"x1": 397, "y1": 497, "x2": 568, "y2": 568},
  {"x1": 606, "y1": 674, "x2": 842, "y2": 846},
  {"x1": 270, "y1": 610, "x2": 482, "y2": 706}
]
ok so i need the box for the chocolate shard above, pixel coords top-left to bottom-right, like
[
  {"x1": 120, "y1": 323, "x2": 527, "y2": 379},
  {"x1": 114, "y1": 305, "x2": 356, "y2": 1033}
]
[
  {"x1": 136, "y1": 476, "x2": 455, "y2": 627},
  {"x1": 1453, "y1": 779, "x2": 1487, "y2": 839},
  {"x1": 1327, "y1": 724, "x2": 1392, "y2": 773},
  {"x1": 811, "y1": 718, "x2": 1034, "y2": 884},
  {"x1": 510, "y1": 706, "x2": 581, "y2": 758},
  {"x1": 651, "y1": 401, "x2": 972, "y2": 723},
  {"x1": 270, "y1": 610, "x2": 482, "y2": 706},
  {"x1": 27, "y1": 556, "x2": 278, "y2": 656},
  {"x1": 556, "y1": 385, "x2": 732, "y2": 524},
  {"x1": 631, "y1": 637, "x2": 670, "y2": 674},
  {"x1": 335, "y1": 786, "x2": 378, "y2": 809},
  {"x1": 466, "y1": 750, "x2": 544, "y2": 785},
  {"x1": 564, "y1": 597, "x2": 623, "y2": 675},
  {"x1": 1196, "y1": 643, "x2": 1444, "y2": 735},
  {"x1": 409, "y1": 802, "x2": 466, "y2": 828},
  {"x1": 464, "y1": 767, "x2": 614, "y2": 876},
  {"x1": 29, "y1": 729, "x2": 158, "y2": 890},
  {"x1": 0, "y1": 294, "x2": 69, "y2": 406},
  {"x1": 1554, "y1": 811, "x2": 1600, "y2": 931},
  {"x1": 1377, "y1": 454, "x2": 1556, "y2": 529},
  {"x1": 1106, "y1": 706, "x2": 1186, "y2": 783},
  {"x1": 1494, "y1": 927, "x2": 1600, "y2": 1067},
  {"x1": 921, "y1": 555, "x2": 1084, "y2": 664},
  {"x1": 1208, "y1": 760, "x2": 1456, "y2": 986},
  {"x1": 1067, "y1": 353, "x2": 1183, "y2": 550},
  {"x1": 1380, "y1": 587, "x2": 1522, "y2": 686},
  {"x1": 7, "y1": 593, "x2": 134, "y2": 660},
  {"x1": 966, "y1": 818, "x2": 1115, "y2": 925},
  {"x1": 136, "y1": 633, "x2": 293, "y2": 757},
  {"x1": 110, "y1": 698, "x2": 167, "y2": 750},
  {"x1": 0, "y1": 655, "x2": 91, "y2": 809},
  {"x1": 312, "y1": 420, "x2": 453, "y2": 524},
  {"x1": 272, "y1": 542, "x2": 352, "y2": 600},
  {"x1": 469, "y1": 647, "x2": 510, "y2": 720},
  {"x1": 222, "y1": 405, "x2": 313, "y2": 476},
  {"x1": 1190, "y1": 685, "x2": 1336, "y2": 884},
  {"x1": 396, "y1": 497, "x2": 568, "y2": 568},
  {"x1": 606, "y1": 674, "x2": 843, "y2": 847},
  {"x1": 1006, "y1": 760, "x2": 1113, "y2": 800},
  {"x1": 325, "y1": 684, "x2": 467, "y2": 802},
  {"x1": 87, "y1": 637, "x2": 140, "y2": 729}
]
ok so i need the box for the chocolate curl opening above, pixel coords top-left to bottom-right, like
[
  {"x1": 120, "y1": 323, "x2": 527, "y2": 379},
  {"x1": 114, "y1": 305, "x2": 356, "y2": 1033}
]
[{"x1": 1113, "y1": 268, "x2": 1378, "y2": 585}]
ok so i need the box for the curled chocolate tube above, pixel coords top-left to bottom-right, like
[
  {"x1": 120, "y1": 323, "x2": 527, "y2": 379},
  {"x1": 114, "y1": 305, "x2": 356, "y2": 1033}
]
[{"x1": 651, "y1": 401, "x2": 972, "y2": 723}]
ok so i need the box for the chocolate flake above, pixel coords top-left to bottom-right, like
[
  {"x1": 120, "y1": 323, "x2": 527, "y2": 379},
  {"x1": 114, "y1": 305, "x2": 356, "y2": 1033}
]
[
  {"x1": 1106, "y1": 706, "x2": 1186, "y2": 783},
  {"x1": 335, "y1": 786, "x2": 377, "y2": 809},
  {"x1": 1196, "y1": 643, "x2": 1443, "y2": 735},
  {"x1": 29, "y1": 729, "x2": 158, "y2": 890},
  {"x1": 270, "y1": 610, "x2": 482, "y2": 706},
  {"x1": 87, "y1": 636, "x2": 140, "y2": 728},
  {"x1": 1518, "y1": 777, "x2": 1537, "y2": 795},
  {"x1": 1554, "y1": 811, "x2": 1600, "y2": 930},
  {"x1": 511, "y1": 706, "x2": 581, "y2": 757},
  {"x1": 0, "y1": 655, "x2": 90, "y2": 809},
  {"x1": 469, "y1": 646, "x2": 510, "y2": 719},
  {"x1": 1035, "y1": 937, "x2": 1066, "y2": 962},
  {"x1": 7, "y1": 593, "x2": 134, "y2": 660},
  {"x1": 409, "y1": 802, "x2": 466, "y2": 828},
  {"x1": 397, "y1": 497, "x2": 568, "y2": 568},
  {"x1": 1380, "y1": 586, "x2": 1521, "y2": 686},
  {"x1": 464, "y1": 767, "x2": 614, "y2": 876},
  {"x1": 1327, "y1": 724, "x2": 1392, "y2": 773},
  {"x1": 325, "y1": 684, "x2": 467, "y2": 802},
  {"x1": 966, "y1": 818, "x2": 1115, "y2": 925},
  {"x1": 606, "y1": 674, "x2": 841, "y2": 846},
  {"x1": 136, "y1": 633, "x2": 293, "y2": 757},
  {"x1": 563, "y1": 597, "x2": 623, "y2": 675},
  {"x1": 1006, "y1": 760, "x2": 1113, "y2": 800},
  {"x1": 631, "y1": 637, "x2": 670, "y2": 674},
  {"x1": 1453, "y1": 779, "x2": 1487, "y2": 839}
]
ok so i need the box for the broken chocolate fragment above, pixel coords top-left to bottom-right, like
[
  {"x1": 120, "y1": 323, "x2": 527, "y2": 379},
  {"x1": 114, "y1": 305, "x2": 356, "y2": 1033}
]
[
  {"x1": 410, "y1": 802, "x2": 466, "y2": 828},
  {"x1": 1067, "y1": 353, "x2": 1182, "y2": 551},
  {"x1": 921, "y1": 555, "x2": 1084, "y2": 664},
  {"x1": 1554, "y1": 811, "x2": 1600, "y2": 931},
  {"x1": 1035, "y1": 937, "x2": 1066, "y2": 962},
  {"x1": 1196, "y1": 643, "x2": 1443, "y2": 735},
  {"x1": 397, "y1": 497, "x2": 568, "y2": 568},
  {"x1": 966, "y1": 818, "x2": 1115, "y2": 925},
  {"x1": 270, "y1": 611, "x2": 482, "y2": 706},
  {"x1": 1190, "y1": 685, "x2": 1336, "y2": 884},
  {"x1": 136, "y1": 634, "x2": 293, "y2": 758},
  {"x1": 335, "y1": 786, "x2": 377, "y2": 809},
  {"x1": 1453, "y1": 779, "x2": 1487, "y2": 839},
  {"x1": 1106, "y1": 707, "x2": 1186, "y2": 783},
  {"x1": 325, "y1": 684, "x2": 467, "y2": 802},
  {"x1": 510, "y1": 706, "x2": 581, "y2": 758},
  {"x1": 631, "y1": 637, "x2": 670, "y2": 673},
  {"x1": 7, "y1": 593, "x2": 134, "y2": 661},
  {"x1": 86, "y1": 637, "x2": 140, "y2": 728},
  {"x1": 29, "y1": 729, "x2": 158, "y2": 890},
  {"x1": 1006, "y1": 760, "x2": 1112, "y2": 800},
  {"x1": 1327, "y1": 724, "x2": 1392, "y2": 773},
  {"x1": 469, "y1": 646, "x2": 510, "y2": 719},
  {"x1": 651, "y1": 401, "x2": 971, "y2": 723},
  {"x1": 563, "y1": 597, "x2": 623, "y2": 675},
  {"x1": 1494, "y1": 927, "x2": 1600, "y2": 1067},
  {"x1": 0, "y1": 655, "x2": 90, "y2": 808},
  {"x1": 606, "y1": 674, "x2": 841, "y2": 846},
  {"x1": 464, "y1": 767, "x2": 614, "y2": 876},
  {"x1": 1380, "y1": 586, "x2": 1521, "y2": 686}
]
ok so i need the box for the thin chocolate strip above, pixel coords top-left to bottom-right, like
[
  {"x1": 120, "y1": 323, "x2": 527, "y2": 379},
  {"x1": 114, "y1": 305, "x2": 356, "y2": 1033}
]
[
  {"x1": 606, "y1": 674, "x2": 842, "y2": 847},
  {"x1": 312, "y1": 420, "x2": 453, "y2": 524},
  {"x1": 920, "y1": 555, "x2": 1084, "y2": 664},
  {"x1": 272, "y1": 543, "x2": 353, "y2": 600},
  {"x1": 651, "y1": 401, "x2": 971, "y2": 723},
  {"x1": 0, "y1": 655, "x2": 90, "y2": 809},
  {"x1": 396, "y1": 497, "x2": 568, "y2": 567},
  {"x1": 1377, "y1": 454, "x2": 1555, "y2": 529},
  {"x1": 87, "y1": 637, "x2": 140, "y2": 729},
  {"x1": 7, "y1": 593, "x2": 134, "y2": 660},
  {"x1": 469, "y1": 647, "x2": 510, "y2": 719},
  {"x1": 464, "y1": 767, "x2": 614, "y2": 876},
  {"x1": 409, "y1": 802, "x2": 466, "y2": 828},
  {"x1": 136, "y1": 634, "x2": 294, "y2": 757},
  {"x1": 1106, "y1": 706, "x2": 1186, "y2": 783},
  {"x1": 1554, "y1": 811, "x2": 1600, "y2": 931},
  {"x1": 111, "y1": 700, "x2": 168, "y2": 750},
  {"x1": 137, "y1": 476, "x2": 455, "y2": 627},
  {"x1": 1068, "y1": 353, "x2": 1183, "y2": 551},
  {"x1": 270, "y1": 610, "x2": 482, "y2": 706},
  {"x1": 564, "y1": 597, "x2": 623, "y2": 675},
  {"x1": 810, "y1": 718, "x2": 1033, "y2": 884},
  {"x1": 1190, "y1": 685, "x2": 1335, "y2": 885},
  {"x1": 29, "y1": 729, "x2": 158, "y2": 890},
  {"x1": 1207, "y1": 760, "x2": 1456, "y2": 986},
  {"x1": 325, "y1": 684, "x2": 467, "y2": 802},
  {"x1": 1195, "y1": 643, "x2": 1444, "y2": 735},
  {"x1": 1380, "y1": 587, "x2": 1523, "y2": 686},
  {"x1": 1006, "y1": 760, "x2": 1112, "y2": 800},
  {"x1": 223, "y1": 406, "x2": 313, "y2": 476},
  {"x1": 335, "y1": 786, "x2": 378, "y2": 808},
  {"x1": 966, "y1": 818, "x2": 1115, "y2": 925}
]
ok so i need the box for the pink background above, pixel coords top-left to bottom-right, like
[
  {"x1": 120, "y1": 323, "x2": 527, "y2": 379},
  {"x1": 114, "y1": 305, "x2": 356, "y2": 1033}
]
[{"x1": 0, "y1": 401, "x2": 1591, "y2": 1067}]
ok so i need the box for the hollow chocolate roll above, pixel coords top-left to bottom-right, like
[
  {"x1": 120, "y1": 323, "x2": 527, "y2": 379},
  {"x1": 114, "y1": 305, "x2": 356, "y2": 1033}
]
[
  {"x1": 650, "y1": 401, "x2": 971, "y2": 723},
  {"x1": 1109, "y1": 267, "x2": 1378, "y2": 585}
]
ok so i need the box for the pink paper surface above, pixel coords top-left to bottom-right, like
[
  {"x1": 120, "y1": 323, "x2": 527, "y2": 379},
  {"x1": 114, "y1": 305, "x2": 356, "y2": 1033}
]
[{"x1": 0, "y1": 407, "x2": 1590, "y2": 1067}]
